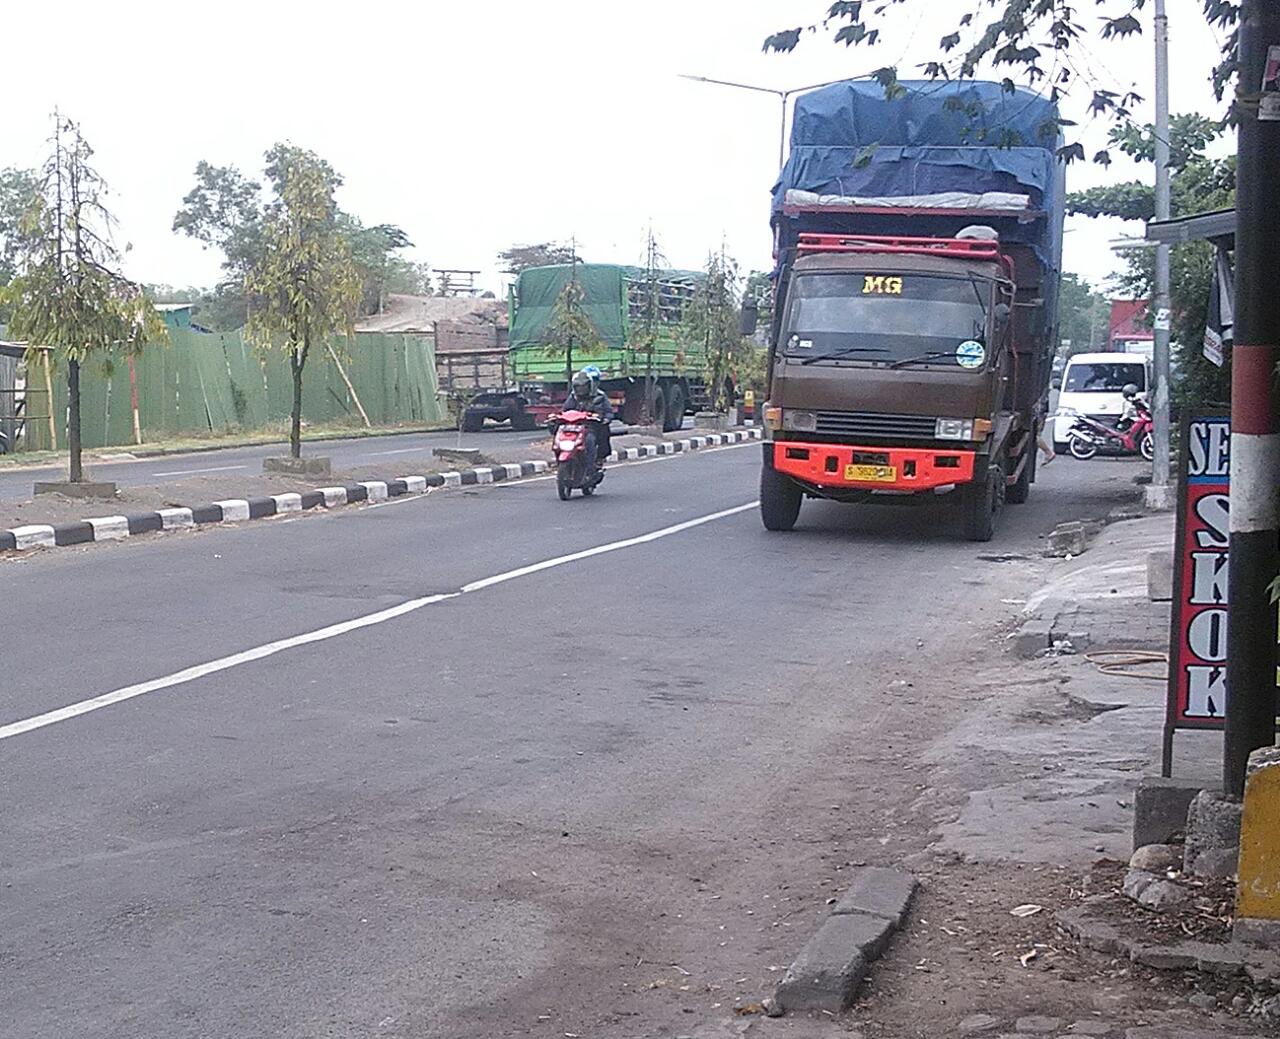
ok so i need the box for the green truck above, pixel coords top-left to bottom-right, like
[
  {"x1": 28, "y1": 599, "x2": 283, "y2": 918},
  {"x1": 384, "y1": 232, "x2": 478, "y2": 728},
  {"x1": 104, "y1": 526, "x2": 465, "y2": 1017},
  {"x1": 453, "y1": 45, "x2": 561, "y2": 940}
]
[{"x1": 462, "y1": 263, "x2": 728, "y2": 433}]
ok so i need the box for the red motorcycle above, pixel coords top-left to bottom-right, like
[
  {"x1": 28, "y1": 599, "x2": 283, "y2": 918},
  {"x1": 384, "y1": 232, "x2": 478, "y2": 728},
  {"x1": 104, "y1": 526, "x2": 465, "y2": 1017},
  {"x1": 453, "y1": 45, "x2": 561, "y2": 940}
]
[
  {"x1": 549, "y1": 409, "x2": 606, "y2": 500},
  {"x1": 1062, "y1": 397, "x2": 1154, "y2": 461}
]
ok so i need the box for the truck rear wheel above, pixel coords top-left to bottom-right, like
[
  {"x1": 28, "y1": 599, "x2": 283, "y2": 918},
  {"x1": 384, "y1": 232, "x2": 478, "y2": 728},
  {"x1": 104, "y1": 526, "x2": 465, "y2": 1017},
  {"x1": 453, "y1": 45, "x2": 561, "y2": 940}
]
[
  {"x1": 961, "y1": 464, "x2": 1003, "y2": 542},
  {"x1": 648, "y1": 384, "x2": 667, "y2": 428},
  {"x1": 664, "y1": 382, "x2": 686, "y2": 432},
  {"x1": 1006, "y1": 442, "x2": 1035, "y2": 505},
  {"x1": 760, "y1": 465, "x2": 802, "y2": 532}
]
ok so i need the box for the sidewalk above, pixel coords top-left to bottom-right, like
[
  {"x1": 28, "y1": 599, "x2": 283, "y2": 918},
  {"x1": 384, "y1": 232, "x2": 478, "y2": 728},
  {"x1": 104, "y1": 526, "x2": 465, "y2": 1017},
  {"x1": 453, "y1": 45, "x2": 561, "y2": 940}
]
[{"x1": 807, "y1": 505, "x2": 1271, "y2": 1038}]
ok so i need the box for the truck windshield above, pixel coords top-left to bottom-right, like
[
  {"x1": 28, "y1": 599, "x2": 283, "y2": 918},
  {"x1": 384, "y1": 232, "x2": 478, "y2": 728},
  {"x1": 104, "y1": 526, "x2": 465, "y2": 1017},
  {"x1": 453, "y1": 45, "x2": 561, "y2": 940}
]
[
  {"x1": 1063, "y1": 362, "x2": 1146, "y2": 393},
  {"x1": 783, "y1": 272, "x2": 991, "y2": 367}
]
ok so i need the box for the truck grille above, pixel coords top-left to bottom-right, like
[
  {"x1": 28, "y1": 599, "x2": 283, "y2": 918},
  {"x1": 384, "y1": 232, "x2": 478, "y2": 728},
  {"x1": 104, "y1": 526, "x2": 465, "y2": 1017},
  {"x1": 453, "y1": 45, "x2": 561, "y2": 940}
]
[{"x1": 814, "y1": 410, "x2": 937, "y2": 440}]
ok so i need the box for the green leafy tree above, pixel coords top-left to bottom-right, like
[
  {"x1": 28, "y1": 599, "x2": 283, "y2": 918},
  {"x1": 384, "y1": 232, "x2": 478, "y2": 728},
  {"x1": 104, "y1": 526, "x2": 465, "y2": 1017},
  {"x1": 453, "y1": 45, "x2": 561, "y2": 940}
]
[
  {"x1": 244, "y1": 145, "x2": 361, "y2": 459},
  {"x1": 176, "y1": 160, "x2": 417, "y2": 326},
  {"x1": 2, "y1": 116, "x2": 166, "y2": 480},
  {"x1": 0, "y1": 168, "x2": 40, "y2": 309},
  {"x1": 1070, "y1": 118, "x2": 1235, "y2": 408},
  {"x1": 499, "y1": 242, "x2": 579, "y2": 275},
  {"x1": 1057, "y1": 273, "x2": 1109, "y2": 356},
  {"x1": 685, "y1": 252, "x2": 749, "y2": 412},
  {"x1": 764, "y1": 3, "x2": 1239, "y2": 159}
]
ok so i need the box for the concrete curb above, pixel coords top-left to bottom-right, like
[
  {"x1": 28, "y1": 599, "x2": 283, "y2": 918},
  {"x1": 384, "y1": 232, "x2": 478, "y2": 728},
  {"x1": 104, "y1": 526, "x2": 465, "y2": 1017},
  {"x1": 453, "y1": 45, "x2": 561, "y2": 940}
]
[
  {"x1": 0, "y1": 428, "x2": 763, "y2": 556},
  {"x1": 1058, "y1": 898, "x2": 1280, "y2": 986},
  {"x1": 774, "y1": 867, "x2": 917, "y2": 1014}
]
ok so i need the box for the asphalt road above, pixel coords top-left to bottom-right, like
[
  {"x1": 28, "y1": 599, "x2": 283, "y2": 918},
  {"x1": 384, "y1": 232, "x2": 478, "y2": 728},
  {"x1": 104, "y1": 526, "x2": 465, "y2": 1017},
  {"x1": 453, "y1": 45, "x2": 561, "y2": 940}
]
[
  {"x1": 0, "y1": 448, "x2": 1136, "y2": 1038},
  {"x1": 0, "y1": 426, "x2": 546, "y2": 501}
]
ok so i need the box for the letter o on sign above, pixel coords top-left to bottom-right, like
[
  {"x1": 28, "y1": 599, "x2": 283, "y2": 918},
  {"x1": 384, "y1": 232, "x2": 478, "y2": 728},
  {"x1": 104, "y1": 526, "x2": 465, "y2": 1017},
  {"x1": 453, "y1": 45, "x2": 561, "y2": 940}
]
[{"x1": 1188, "y1": 608, "x2": 1228, "y2": 662}]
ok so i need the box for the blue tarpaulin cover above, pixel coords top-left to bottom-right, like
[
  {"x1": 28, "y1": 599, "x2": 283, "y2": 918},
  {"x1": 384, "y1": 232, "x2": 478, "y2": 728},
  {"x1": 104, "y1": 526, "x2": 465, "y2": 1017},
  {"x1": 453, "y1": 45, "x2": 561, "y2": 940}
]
[{"x1": 773, "y1": 79, "x2": 1060, "y2": 215}]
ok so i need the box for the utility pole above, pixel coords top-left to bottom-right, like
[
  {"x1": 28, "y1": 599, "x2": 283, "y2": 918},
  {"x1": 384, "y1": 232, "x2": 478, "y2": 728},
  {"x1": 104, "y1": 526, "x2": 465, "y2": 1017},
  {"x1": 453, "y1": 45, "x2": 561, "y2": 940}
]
[
  {"x1": 1224, "y1": 0, "x2": 1280, "y2": 798},
  {"x1": 1147, "y1": 0, "x2": 1175, "y2": 509}
]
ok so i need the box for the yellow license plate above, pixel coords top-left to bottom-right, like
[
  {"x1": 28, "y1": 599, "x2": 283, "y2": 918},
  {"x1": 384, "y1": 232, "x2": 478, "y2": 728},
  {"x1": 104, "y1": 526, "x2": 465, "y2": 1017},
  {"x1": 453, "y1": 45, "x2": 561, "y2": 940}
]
[{"x1": 845, "y1": 464, "x2": 897, "y2": 483}]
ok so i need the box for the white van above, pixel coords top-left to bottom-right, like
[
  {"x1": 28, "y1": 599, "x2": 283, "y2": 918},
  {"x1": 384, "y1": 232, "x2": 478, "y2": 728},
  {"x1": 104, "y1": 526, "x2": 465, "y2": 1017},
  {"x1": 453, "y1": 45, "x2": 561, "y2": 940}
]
[{"x1": 1053, "y1": 352, "x2": 1151, "y2": 449}]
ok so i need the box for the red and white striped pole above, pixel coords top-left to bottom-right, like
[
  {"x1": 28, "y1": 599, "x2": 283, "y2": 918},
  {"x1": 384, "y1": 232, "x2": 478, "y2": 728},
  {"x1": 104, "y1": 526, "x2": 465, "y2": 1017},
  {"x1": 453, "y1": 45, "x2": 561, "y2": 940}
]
[{"x1": 1225, "y1": 0, "x2": 1280, "y2": 798}]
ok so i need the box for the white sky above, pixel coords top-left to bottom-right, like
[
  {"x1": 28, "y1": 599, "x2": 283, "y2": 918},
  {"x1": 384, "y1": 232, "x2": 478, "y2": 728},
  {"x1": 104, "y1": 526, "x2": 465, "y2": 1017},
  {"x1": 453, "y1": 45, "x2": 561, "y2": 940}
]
[{"x1": 1, "y1": 0, "x2": 1230, "y2": 297}]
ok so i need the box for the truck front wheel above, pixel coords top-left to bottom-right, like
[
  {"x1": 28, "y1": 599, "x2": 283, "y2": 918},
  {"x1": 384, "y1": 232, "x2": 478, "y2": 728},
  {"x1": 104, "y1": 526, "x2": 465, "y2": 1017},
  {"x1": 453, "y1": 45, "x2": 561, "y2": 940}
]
[
  {"x1": 961, "y1": 464, "x2": 1004, "y2": 542},
  {"x1": 1006, "y1": 441, "x2": 1035, "y2": 505},
  {"x1": 760, "y1": 465, "x2": 802, "y2": 532}
]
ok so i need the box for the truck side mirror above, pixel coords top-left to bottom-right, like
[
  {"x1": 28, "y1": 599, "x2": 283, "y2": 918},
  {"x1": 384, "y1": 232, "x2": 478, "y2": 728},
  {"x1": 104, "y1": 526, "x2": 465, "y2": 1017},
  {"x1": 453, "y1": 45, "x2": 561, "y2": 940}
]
[{"x1": 740, "y1": 301, "x2": 759, "y2": 337}]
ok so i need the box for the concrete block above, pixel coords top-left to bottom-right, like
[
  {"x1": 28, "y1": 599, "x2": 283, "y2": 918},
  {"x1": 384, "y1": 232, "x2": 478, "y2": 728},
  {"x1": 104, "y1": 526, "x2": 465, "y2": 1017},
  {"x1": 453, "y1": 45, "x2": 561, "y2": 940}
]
[
  {"x1": 157, "y1": 507, "x2": 194, "y2": 530},
  {"x1": 1143, "y1": 483, "x2": 1177, "y2": 512},
  {"x1": 831, "y1": 867, "x2": 917, "y2": 927},
  {"x1": 262, "y1": 455, "x2": 331, "y2": 476},
  {"x1": 1184, "y1": 790, "x2": 1243, "y2": 879},
  {"x1": 85, "y1": 515, "x2": 129, "y2": 541},
  {"x1": 317, "y1": 486, "x2": 347, "y2": 508},
  {"x1": 271, "y1": 492, "x2": 302, "y2": 514},
  {"x1": 1012, "y1": 618, "x2": 1054, "y2": 658},
  {"x1": 433, "y1": 447, "x2": 484, "y2": 466},
  {"x1": 1237, "y1": 746, "x2": 1280, "y2": 942},
  {"x1": 1133, "y1": 776, "x2": 1212, "y2": 850},
  {"x1": 1146, "y1": 549, "x2": 1174, "y2": 602},
  {"x1": 1046, "y1": 521, "x2": 1089, "y2": 557},
  {"x1": 33, "y1": 480, "x2": 117, "y2": 498},
  {"x1": 358, "y1": 480, "x2": 389, "y2": 502},
  {"x1": 694, "y1": 410, "x2": 729, "y2": 430},
  {"x1": 775, "y1": 913, "x2": 885, "y2": 1012},
  {"x1": 10, "y1": 524, "x2": 55, "y2": 549},
  {"x1": 213, "y1": 499, "x2": 250, "y2": 523}
]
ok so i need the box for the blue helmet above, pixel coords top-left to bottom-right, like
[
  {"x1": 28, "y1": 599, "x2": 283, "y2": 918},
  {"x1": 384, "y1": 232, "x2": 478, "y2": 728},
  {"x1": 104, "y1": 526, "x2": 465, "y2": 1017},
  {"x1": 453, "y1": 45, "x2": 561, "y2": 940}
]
[{"x1": 582, "y1": 364, "x2": 602, "y2": 386}]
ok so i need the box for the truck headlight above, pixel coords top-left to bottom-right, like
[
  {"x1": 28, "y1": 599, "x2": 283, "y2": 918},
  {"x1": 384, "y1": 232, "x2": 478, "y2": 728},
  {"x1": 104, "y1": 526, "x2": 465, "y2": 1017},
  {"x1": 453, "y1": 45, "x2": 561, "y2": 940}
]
[
  {"x1": 935, "y1": 418, "x2": 975, "y2": 440},
  {"x1": 782, "y1": 409, "x2": 817, "y2": 433}
]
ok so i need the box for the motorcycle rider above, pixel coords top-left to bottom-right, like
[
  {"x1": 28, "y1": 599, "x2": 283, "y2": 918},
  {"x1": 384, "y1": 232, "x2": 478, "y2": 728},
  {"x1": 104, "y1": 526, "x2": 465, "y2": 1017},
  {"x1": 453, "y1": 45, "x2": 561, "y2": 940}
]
[
  {"x1": 564, "y1": 369, "x2": 613, "y2": 473},
  {"x1": 1116, "y1": 382, "x2": 1144, "y2": 433}
]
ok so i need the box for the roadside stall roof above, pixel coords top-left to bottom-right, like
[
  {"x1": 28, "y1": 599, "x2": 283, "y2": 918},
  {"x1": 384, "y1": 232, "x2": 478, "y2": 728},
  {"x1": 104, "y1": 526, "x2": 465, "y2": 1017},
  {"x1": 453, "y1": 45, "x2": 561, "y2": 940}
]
[{"x1": 1145, "y1": 208, "x2": 1235, "y2": 246}]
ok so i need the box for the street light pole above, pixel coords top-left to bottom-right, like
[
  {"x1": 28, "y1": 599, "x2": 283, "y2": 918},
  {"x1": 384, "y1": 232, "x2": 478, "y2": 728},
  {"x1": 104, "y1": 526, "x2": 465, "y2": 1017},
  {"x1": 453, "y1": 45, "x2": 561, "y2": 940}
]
[
  {"x1": 1148, "y1": 0, "x2": 1174, "y2": 508},
  {"x1": 679, "y1": 74, "x2": 853, "y2": 171}
]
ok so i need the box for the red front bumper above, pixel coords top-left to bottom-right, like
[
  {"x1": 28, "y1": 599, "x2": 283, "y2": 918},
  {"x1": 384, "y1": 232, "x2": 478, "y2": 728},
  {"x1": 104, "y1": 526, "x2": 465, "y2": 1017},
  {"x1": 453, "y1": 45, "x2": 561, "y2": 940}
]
[{"x1": 771, "y1": 440, "x2": 976, "y2": 491}]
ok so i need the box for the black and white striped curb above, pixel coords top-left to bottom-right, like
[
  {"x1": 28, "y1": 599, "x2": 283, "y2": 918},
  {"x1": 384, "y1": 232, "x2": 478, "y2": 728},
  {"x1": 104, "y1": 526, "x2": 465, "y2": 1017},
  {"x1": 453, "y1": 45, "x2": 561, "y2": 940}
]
[{"x1": 0, "y1": 428, "x2": 762, "y2": 554}]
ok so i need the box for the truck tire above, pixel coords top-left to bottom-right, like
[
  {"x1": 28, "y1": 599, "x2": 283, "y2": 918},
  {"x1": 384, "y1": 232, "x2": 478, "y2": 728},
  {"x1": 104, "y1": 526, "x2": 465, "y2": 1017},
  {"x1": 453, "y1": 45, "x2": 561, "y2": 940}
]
[
  {"x1": 1006, "y1": 442, "x2": 1035, "y2": 505},
  {"x1": 461, "y1": 413, "x2": 483, "y2": 433},
  {"x1": 664, "y1": 382, "x2": 686, "y2": 432},
  {"x1": 760, "y1": 465, "x2": 802, "y2": 532},
  {"x1": 513, "y1": 411, "x2": 537, "y2": 432},
  {"x1": 648, "y1": 384, "x2": 667, "y2": 428},
  {"x1": 961, "y1": 464, "x2": 1003, "y2": 542}
]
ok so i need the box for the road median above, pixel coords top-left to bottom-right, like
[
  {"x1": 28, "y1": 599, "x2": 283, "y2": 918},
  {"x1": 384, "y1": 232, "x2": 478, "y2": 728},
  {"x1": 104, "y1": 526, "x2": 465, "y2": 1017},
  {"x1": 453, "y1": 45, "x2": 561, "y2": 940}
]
[{"x1": 0, "y1": 428, "x2": 762, "y2": 557}]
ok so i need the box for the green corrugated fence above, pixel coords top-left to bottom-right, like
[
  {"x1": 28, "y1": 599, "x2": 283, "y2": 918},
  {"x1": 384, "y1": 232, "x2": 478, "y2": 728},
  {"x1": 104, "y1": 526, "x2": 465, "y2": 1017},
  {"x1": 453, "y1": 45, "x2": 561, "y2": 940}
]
[{"x1": 23, "y1": 329, "x2": 445, "y2": 451}]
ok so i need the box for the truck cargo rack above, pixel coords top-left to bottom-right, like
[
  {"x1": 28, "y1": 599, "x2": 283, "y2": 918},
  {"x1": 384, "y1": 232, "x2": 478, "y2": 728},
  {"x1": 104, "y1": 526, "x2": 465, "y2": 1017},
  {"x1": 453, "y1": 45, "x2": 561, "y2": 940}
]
[{"x1": 796, "y1": 233, "x2": 1002, "y2": 262}]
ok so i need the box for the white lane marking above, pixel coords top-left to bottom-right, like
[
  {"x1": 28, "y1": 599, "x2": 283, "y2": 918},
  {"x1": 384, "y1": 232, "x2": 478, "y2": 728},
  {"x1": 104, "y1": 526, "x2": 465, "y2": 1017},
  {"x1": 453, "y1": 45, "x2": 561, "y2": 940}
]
[
  {"x1": 369, "y1": 447, "x2": 425, "y2": 456},
  {"x1": 0, "y1": 595, "x2": 459, "y2": 742},
  {"x1": 461, "y1": 503, "x2": 756, "y2": 593},
  {"x1": 0, "y1": 501, "x2": 758, "y2": 742},
  {"x1": 152, "y1": 464, "x2": 248, "y2": 477}
]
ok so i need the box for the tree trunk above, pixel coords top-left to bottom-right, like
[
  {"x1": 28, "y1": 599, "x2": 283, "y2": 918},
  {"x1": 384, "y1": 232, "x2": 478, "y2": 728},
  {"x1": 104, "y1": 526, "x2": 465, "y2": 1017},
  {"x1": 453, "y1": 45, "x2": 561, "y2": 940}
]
[
  {"x1": 290, "y1": 348, "x2": 304, "y2": 459},
  {"x1": 68, "y1": 358, "x2": 83, "y2": 483}
]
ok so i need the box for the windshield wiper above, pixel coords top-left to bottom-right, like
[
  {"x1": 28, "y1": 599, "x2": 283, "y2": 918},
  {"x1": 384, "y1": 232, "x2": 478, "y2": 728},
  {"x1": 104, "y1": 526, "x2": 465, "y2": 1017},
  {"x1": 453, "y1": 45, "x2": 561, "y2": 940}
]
[
  {"x1": 888, "y1": 351, "x2": 961, "y2": 370},
  {"x1": 797, "y1": 345, "x2": 889, "y2": 366}
]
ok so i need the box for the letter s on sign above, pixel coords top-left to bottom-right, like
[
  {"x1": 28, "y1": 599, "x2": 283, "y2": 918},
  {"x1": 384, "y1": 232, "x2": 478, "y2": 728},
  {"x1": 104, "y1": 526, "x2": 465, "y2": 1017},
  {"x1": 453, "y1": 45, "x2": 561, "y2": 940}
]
[{"x1": 1194, "y1": 493, "x2": 1230, "y2": 550}]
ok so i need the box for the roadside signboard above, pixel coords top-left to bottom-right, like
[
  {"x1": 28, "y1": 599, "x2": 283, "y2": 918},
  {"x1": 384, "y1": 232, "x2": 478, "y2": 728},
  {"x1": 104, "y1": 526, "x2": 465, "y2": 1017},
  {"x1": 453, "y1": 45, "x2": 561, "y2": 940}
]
[{"x1": 1162, "y1": 412, "x2": 1280, "y2": 774}]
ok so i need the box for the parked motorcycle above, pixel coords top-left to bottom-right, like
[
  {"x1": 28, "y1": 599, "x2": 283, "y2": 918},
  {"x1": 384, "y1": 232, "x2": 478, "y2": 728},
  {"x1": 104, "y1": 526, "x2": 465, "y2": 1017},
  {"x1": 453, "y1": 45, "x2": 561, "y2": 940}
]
[
  {"x1": 549, "y1": 409, "x2": 606, "y2": 500},
  {"x1": 1060, "y1": 398, "x2": 1154, "y2": 461}
]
